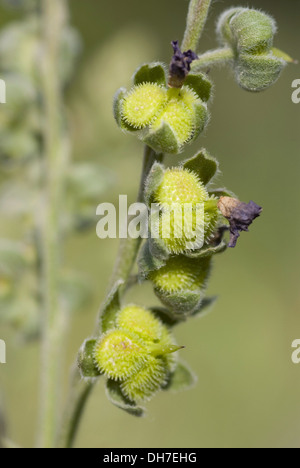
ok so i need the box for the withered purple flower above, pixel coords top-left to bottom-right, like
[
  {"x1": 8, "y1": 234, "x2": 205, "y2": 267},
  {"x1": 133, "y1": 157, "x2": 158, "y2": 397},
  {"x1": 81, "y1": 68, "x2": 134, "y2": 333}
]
[
  {"x1": 168, "y1": 40, "x2": 198, "y2": 88},
  {"x1": 218, "y1": 197, "x2": 262, "y2": 248}
]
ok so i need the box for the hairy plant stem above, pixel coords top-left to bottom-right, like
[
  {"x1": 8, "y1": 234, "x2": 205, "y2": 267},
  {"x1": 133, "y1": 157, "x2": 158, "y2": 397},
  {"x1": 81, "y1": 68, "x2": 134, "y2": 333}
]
[
  {"x1": 109, "y1": 146, "x2": 163, "y2": 291},
  {"x1": 191, "y1": 47, "x2": 234, "y2": 71},
  {"x1": 59, "y1": 146, "x2": 162, "y2": 448},
  {"x1": 181, "y1": 0, "x2": 212, "y2": 51},
  {"x1": 37, "y1": 0, "x2": 69, "y2": 448}
]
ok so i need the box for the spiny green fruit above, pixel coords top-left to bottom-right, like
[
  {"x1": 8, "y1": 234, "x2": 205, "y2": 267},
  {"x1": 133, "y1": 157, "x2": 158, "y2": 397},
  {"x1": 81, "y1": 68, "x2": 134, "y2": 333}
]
[
  {"x1": 94, "y1": 330, "x2": 148, "y2": 381},
  {"x1": 152, "y1": 168, "x2": 219, "y2": 253},
  {"x1": 122, "y1": 83, "x2": 167, "y2": 129},
  {"x1": 117, "y1": 304, "x2": 163, "y2": 342},
  {"x1": 93, "y1": 305, "x2": 182, "y2": 402},
  {"x1": 121, "y1": 356, "x2": 167, "y2": 402},
  {"x1": 217, "y1": 8, "x2": 287, "y2": 92},
  {"x1": 149, "y1": 255, "x2": 212, "y2": 315},
  {"x1": 148, "y1": 87, "x2": 208, "y2": 151},
  {"x1": 114, "y1": 63, "x2": 211, "y2": 154},
  {"x1": 155, "y1": 167, "x2": 208, "y2": 206}
]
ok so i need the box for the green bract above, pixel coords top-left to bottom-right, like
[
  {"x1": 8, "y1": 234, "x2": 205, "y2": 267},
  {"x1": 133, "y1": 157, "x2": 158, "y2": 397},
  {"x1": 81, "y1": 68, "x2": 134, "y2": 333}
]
[
  {"x1": 114, "y1": 62, "x2": 212, "y2": 154},
  {"x1": 217, "y1": 8, "x2": 287, "y2": 91}
]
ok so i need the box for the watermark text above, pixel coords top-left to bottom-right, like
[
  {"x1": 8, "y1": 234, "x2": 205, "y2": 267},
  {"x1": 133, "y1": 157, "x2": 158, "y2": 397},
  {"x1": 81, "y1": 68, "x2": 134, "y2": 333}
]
[
  {"x1": 0, "y1": 79, "x2": 6, "y2": 104},
  {"x1": 96, "y1": 195, "x2": 205, "y2": 250},
  {"x1": 291, "y1": 339, "x2": 300, "y2": 364},
  {"x1": 0, "y1": 339, "x2": 6, "y2": 364},
  {"x1": 292, "y1": 79, "x2": 300, "y2": 104}
]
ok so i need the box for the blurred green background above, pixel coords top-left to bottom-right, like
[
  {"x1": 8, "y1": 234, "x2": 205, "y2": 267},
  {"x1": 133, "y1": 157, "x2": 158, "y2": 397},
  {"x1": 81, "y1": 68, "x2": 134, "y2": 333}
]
[{"x1": 1, "y1": 0, "x2": 300, "y2": 448}]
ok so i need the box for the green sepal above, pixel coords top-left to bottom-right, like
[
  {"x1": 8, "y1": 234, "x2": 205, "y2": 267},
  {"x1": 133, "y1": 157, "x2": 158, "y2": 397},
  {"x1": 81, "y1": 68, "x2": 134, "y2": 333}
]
[
  {"x1": 183, "y1": 149, "x2": 219, "y2": 185},
  {"x1": 208, "y1": 187, "x2": 236, "y2": 198},
  {"x1": 144, "y1": 161, "x2": 165, "y2": 208},
  {"x1": 236, "y1": 53, "x2": 286, "y2": 92},
  {"x1": 138, "y1": 240, "x2": 167, "y2": 281},
  {"x1": 113, "y1": 88, "x2": 139, "y2": 132},
  {"x1": 150, "y1": 306, "x2": 182, "y2": 328},
  {"x1": 217, "y1": 8, "x2": 244, "y2": 49},
  {"x1": 153, "y1": 286, "x2": 203, "y2": 318},
  {"x1": 229, "y1": 9, "x2": 276, "y2": 54},
  {"x1": 106, "y1": 379, "x2": 145, "y2": 417},
  {"x1": 217, "y1": 8, "x2": 276, "y2": 55},
  {"x1": 78, "y1": 339, "x2": 101, "y2": 379},
  {"x1": 149, "y1": 234, "x2": 170, "y2": 263},
  {"x1": 150, "y1": 296, "x2": 217, "y2": 327},
  {"x1": 100, "y1": 280, "x2": 123, "y2": 334},
  {"x1": 163, "y1": 362, "x2": 197, "y2": 392},
  {"x1": 185, "y1": 240, "x2": 227, "y2": 259},
  {"x1": 190, "y1": 101, "x2": 209, "y2": 142},
  {"x1": 147, "y1": 209, "x2": 171, "y2": 260},
  {"x1": 184, "y1": 73, "x2": 213, "y2": 102},
  {"x1": 190, "y1": 296, "x2": 218, "y2": 318},
  {"x1": 142, "y1": 121, "x2": 179, "y2": 154},
  {"x1": 271, "y1": 47, "x2": 294, "y2": 63},
  {"x1": 133, "y1": 62, "x2": 167, "y2": 87}
]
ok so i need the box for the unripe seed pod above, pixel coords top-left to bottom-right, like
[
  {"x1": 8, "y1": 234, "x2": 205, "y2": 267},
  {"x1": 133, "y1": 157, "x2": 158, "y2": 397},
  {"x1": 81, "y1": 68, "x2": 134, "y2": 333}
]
[
  {"x1": 114, "y1": 65, "x2": 210, "y2": 155},
  {"x1": 146, "y1": 86, "x2": 208, "y2": 153},
  {"x1": 216, "y1": 8, "x2": 287, "y2": 92},
  {"x1": 117, "y1": 305, "x2": 163, "y2": 342},
  {"x1": 217, "y1": 8, "x2": 276, "y2": 55},
  {"x1": 149, "y1": 255, "x2": 212, "y2": 315},
  {"x1": 93, "y1": 330, "x2": 148, "y2": 381},
  {"x1": 236, "y1": 53, "x2": 286, "y2": 92},
  {"x1": 121, "y1": 356, "x2": 167, "y2": 402},
  {"x1": 152, "y1": 168, "x2": 219, "y2": 253},
  {"x1": 155, "y1": 167, "x2": 208, "y2": 207},
  {"x1": 121, "y1": 83, "x2": 167, "y2": 129},
  {"x1": 217, "y1": 8, "x2": 244, "y2": 50},
  {"x1": 93, "y1": 305, "x2": 182, "y2": 403}
]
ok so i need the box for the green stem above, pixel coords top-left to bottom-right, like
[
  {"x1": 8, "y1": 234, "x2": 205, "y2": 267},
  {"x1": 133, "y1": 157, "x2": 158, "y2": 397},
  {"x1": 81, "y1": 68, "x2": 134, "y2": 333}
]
[
  {"x1": 109, "y1": 146, "x2": 162, "y2": 290},
  {"x1": 37, "y1": 0, "x2": 69, "y2": 448},
  {"x1": 59, "y1": 371, "x2": 94, "y2": 449},
  {"x1": 59, "y1": 146, "x2": 163, "y2": 448},
  {"x1": 181, "y1": 0, "x2": 212, "y2": 51},
  {"x1": 191, "y1": 47, "x2": 234, "y2": 71}
]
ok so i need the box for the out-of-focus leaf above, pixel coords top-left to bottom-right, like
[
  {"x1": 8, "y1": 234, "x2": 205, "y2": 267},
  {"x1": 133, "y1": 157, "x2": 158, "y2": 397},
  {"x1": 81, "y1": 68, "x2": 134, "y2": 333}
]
[
  {"x1": 59, "y1": 271, "x2": 92, "y2": 313},
  {"x1": 0, "y1": 239, "x2": 30, "y2": 276},
  {"x1": 0, "y1": 183, "x2": 36, "y2": 217}
]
